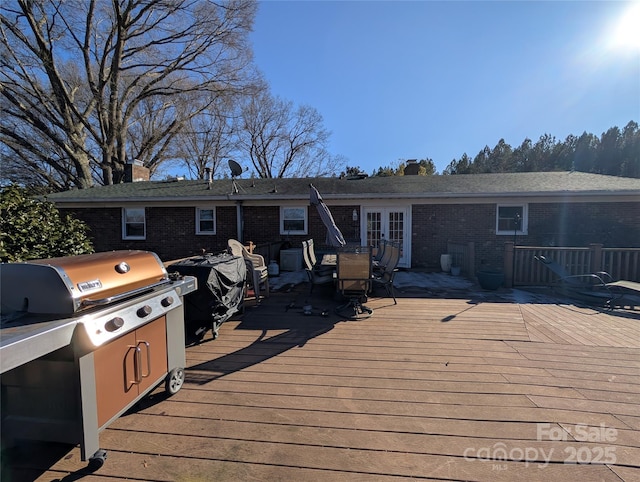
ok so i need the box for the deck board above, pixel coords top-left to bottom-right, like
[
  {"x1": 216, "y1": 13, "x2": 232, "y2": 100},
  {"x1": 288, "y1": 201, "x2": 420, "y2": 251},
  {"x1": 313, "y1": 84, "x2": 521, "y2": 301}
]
[{"x1": 3, "y1": 283, "x2": 639, "y2": 481}]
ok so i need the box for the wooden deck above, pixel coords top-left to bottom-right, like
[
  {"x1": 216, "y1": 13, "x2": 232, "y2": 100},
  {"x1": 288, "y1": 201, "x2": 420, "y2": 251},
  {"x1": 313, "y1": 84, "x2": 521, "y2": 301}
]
[{"x1": 3, "y1": 282, "x2": 640, "y2": 481}]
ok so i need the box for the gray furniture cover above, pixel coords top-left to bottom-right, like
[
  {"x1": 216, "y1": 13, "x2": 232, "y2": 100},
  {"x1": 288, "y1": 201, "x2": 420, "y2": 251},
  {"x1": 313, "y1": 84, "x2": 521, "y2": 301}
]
[{"x1": 168, "y1": 253, "x2": 246, "y2": 344}]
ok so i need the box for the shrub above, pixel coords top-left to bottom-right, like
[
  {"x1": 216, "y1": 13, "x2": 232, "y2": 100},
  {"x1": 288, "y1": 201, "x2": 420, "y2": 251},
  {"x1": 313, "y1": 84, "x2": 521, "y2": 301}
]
[{"x1": 0, "y1": 185, "x2": 94, "y2": 262}]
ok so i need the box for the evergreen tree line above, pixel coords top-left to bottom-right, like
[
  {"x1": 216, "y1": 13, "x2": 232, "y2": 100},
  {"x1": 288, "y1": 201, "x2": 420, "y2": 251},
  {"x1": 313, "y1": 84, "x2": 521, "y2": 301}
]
[{"x1": 442, "y1": 121, "x2": 639, "y2": 178}]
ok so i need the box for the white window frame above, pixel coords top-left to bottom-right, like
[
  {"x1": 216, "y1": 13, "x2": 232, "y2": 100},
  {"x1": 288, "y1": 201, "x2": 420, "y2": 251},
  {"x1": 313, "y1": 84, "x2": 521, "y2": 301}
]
[
  {"x1": 122, "y1": 207, "x2": 146, "y2": 240},
  {"x1": 280, "y1": 206, "x2": 308, "y2": 235},
  {"x1": 196, "y1": 206, "x2": 216, "y2": 235},
  {"x1": 496, "y1": 204, "x2": 528, "y2": 235}
]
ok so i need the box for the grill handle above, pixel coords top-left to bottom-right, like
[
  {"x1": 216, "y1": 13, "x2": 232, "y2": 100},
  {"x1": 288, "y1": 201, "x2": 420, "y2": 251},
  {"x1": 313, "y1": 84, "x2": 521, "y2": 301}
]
[
  {"x1": 138, "y1": 341, "x2": 151, "y2": 379},
  {"x1": 80, "y1": 279, "x2": 172, "y2": 308},
  {"x1": 133, "y1": 346, "x2": 142, "y2": 384}
]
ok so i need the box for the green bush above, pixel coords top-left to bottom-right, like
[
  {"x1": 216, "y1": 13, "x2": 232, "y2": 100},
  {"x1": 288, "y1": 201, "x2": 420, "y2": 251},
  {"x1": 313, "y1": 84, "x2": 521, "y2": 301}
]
[{"x1": 0, "y1": 185, "x2": 94, "y2": 262}]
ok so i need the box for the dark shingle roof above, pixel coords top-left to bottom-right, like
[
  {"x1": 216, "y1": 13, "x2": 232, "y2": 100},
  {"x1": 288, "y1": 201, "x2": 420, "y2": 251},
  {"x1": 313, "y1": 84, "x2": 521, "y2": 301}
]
[{"x1": 47, "y1": 171, "x2": 640, "y2": 204}]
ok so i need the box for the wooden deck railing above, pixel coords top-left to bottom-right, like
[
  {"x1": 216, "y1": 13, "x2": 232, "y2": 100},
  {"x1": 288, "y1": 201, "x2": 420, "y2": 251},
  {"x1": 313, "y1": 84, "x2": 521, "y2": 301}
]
[
  {"x1": 505, "y1": 243, "x2": 640, "y2": 287},
  {"x1": 248, "y1": 240, "x2": 640, "y2": 288},
  {"x1": 602, "y1": 247, "x2": 640, "y2": 281}
]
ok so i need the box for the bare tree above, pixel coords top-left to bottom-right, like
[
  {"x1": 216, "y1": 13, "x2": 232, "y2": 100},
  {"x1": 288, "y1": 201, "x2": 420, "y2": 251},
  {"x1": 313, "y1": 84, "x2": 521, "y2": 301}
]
[
  {"x1": 174, "y1": 95, "x2": 240, "y2": 180},
  {"x1": 238, "y1": 91, "x2": 342, "y2": 178},
  {"x1": 1, "y1": 0, "x2": 258, "y2": 188}
]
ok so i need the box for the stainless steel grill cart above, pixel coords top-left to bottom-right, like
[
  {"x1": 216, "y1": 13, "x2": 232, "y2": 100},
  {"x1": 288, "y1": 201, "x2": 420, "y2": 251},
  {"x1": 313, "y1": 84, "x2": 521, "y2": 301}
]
[{"x1": 1, "y1": 250, "x2": 197, "y2": 470}]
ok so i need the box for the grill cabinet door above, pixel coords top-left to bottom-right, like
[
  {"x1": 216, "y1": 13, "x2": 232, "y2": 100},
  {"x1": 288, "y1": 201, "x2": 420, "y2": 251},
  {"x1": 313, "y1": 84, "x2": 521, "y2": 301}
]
[{"x1": 94, "y1": 316, "x2": 168, "y2": 428}]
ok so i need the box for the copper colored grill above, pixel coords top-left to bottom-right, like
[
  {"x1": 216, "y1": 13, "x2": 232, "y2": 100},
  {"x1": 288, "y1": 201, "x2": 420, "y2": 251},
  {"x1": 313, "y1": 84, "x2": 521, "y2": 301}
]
[{"x1": 1, "y1": 250, "x2": 169, "y2": 315}]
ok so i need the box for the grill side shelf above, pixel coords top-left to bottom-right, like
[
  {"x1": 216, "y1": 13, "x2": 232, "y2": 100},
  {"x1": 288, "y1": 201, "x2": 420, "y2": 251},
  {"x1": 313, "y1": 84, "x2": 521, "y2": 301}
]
[{"x1": 0, "y1": 317, "x2": 78, "y2": 374}]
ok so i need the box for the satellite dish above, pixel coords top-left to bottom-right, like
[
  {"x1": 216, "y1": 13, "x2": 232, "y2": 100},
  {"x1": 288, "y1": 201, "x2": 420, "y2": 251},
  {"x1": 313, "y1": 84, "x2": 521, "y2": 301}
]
[
  {"x1": 228, "y1": 159, "x2": 245, "y2": 194},
  {"x1": 228, "y1": 159, "x2": 243, "y2": 178}
]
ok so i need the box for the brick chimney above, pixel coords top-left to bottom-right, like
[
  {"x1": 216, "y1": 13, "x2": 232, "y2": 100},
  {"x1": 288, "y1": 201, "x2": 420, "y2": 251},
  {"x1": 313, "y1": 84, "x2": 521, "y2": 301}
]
[
  {"x1": 124, "y1": 159, "x2": 150, "y2": 182},
  {"x1": 404, "y1": 159, "x2": 420, "y2": 175}
]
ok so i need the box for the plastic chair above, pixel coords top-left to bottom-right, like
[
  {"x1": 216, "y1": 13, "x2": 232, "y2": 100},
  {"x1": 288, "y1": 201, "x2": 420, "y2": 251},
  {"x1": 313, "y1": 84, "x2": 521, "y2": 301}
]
[{"x1": 228, "y1": 239, "x2": 269, "y2": 301}]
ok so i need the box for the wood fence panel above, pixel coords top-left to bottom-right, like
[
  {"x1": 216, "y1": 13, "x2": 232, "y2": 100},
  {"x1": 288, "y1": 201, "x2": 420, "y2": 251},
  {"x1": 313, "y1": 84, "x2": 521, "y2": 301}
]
[{"x1": 511, "y1": 245, "x2": 640, "y2": 286}]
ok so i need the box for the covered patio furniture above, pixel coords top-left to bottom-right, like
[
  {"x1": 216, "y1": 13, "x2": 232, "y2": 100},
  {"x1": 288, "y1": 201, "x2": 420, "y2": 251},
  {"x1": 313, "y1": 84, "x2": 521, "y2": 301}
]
[
  {"x1": 372, "y1": 243, "x2": 401, "y2": 305},
  {"x1": 228, "y1": 239, "x2": 269, "y2": 302},
  {"x1": 302, "y1": 239, "x2": 334, "y2": 295},
  {"x1": 335, "y1": 247, "x2": 373, "y2": 320},
  {"x1": 167, "y1": 253, "x2": 246, "y2": 343}
]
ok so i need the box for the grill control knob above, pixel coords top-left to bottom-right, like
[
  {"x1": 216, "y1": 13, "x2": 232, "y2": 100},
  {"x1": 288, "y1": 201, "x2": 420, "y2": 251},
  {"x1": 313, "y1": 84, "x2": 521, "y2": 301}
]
[
  {"x1": 137, "y1": 305, "x2": 152, "y2": 318},
  {"x1": 161, "y1": 296, "x2": 174, "y2": 307},
  {"x1": 106, "y1": 317, "x2": 125, "y2": 332}
]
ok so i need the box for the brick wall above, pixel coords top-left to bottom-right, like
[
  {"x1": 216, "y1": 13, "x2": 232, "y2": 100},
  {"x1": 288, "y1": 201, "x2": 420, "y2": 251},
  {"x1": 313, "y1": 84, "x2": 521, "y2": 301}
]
[
  {"x1": 62, "y1": 206, "x2": 238, "y2": 261},
  {"x1": 62, "y1": 199, "x2": 639, "y2": 266},
  {"x1": 411, "y1": 204, "x2": 501, "y2": 270},
  {"x1": 242, "y1": 206, "x2": 280, "y2": 245},
  {"x1": 410, "y1": 201, "x2": 640, "y2": 271},
  {"x1": 527, "y1": 202, "x2": 640, "y2": 247},
  {"x1": 239, "y1": 205, "x2": 358, "y2": 249}
]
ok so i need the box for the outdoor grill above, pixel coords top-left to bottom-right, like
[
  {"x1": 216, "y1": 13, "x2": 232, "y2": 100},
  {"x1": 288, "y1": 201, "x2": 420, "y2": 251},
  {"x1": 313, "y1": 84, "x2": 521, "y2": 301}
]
[{"x1": 0, "y1": 250, "x2": 197, "y2": 469}]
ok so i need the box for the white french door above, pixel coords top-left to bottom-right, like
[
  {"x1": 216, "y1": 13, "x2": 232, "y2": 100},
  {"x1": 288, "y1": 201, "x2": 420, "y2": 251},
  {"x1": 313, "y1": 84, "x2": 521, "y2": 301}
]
[{"x1": 363, "y1": 206, "x2": 411, "y2": 268}]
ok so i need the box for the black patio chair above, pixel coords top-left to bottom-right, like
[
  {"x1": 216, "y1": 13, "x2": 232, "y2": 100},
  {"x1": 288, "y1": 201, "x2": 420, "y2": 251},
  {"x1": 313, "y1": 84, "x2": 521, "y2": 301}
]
[
  {"x1": 372, "y1": 243, "x2": 400, "y2": 305},
  {"x1": 302, "y1": 239, "x2": 334, "y2": 295}
]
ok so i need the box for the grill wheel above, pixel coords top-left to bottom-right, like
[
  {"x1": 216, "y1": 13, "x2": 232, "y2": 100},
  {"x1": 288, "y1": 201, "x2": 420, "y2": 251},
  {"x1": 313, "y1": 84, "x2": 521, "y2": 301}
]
[{"x1": 165, "y1": 367, "x2": 185, "y2": 395}]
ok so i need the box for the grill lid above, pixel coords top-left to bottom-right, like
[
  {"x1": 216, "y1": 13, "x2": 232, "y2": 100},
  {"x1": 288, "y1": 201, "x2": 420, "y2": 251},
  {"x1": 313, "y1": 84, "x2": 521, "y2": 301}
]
[{"x1": 0, "y1": 250, "x2": 168, "y2": 315}]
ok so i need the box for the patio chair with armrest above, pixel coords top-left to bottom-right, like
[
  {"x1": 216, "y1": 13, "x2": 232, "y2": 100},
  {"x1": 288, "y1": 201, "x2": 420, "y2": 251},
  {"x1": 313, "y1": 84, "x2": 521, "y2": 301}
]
[
  {"x1": 228, "y1": 239, "x2": 269, "y2": 301},
  {"x1": 373, "y1": 241, "x2": 401, "y2": 275},
  {"x1": 335, "y1": 247, "x2": 373, "y2": 320},
  {"x1": 306, "y1": 239, "x2": 334, "y2": 274},
  {"x1": 302, "y1": 239, "x2": 334, "y2": 295},
  {"x1": 534, "y1": 255, "x2": 618, "y2": 306},
  {"x1": 372, "y1": 239, "x2": 388, "y2": 264},
  {"x1": 372, "y1": 240, "x2": 395, "y2": 274},
  {"x1": 372, "y1": 243, "x2": 400, "y2": 305}
]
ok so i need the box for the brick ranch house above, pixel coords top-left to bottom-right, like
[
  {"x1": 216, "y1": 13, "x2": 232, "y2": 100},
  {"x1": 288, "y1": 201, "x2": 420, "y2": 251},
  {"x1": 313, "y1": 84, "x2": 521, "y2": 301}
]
[{"x1": 48, "y1": 170, "x2": 640, "y2": 273}]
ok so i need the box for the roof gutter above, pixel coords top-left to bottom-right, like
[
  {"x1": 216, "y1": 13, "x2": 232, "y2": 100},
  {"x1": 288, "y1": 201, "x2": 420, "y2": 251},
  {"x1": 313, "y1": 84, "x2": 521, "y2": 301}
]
[{"x1": 49, "y1": 189, "x2": 639, "y2": 205}]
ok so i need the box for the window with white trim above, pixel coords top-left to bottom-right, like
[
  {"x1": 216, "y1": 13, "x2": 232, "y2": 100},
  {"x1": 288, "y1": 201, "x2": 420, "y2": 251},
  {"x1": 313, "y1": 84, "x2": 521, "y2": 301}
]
[
  {"x1": 196, "y1": 207, "x2": 216, "y2": 235},
  {"x1": 496, "y1": 204, "x2": 528, "y2": 235},
  {"x1": 280, "y1": 206, "x2": 307, "y2": 235},
  {"x1": 122, "y1": 207, "x2": 146, "y2": 239}
]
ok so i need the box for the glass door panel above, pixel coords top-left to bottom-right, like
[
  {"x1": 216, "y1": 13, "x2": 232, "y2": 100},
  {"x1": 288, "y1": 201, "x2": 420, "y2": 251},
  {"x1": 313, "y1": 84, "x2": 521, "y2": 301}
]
[
  {"x1": 366, "y1": 211, "x2": 382, "y2": 248},
  {"x1": 364, "y1": 207, "x2": 410, "y2": 267}
]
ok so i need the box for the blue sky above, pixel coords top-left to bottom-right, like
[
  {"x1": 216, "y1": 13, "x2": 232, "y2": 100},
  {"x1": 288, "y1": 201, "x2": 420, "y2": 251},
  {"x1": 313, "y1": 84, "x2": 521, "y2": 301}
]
[{"x1": 250, "y1": 1, "x2": 640, "y2": 174}]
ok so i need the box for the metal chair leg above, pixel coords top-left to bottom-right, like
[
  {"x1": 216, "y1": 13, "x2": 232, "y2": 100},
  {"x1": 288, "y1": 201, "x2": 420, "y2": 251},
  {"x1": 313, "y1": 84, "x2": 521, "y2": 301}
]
[{"x1": 386, "y1": 282, "x2": 397, "y2": 305}]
